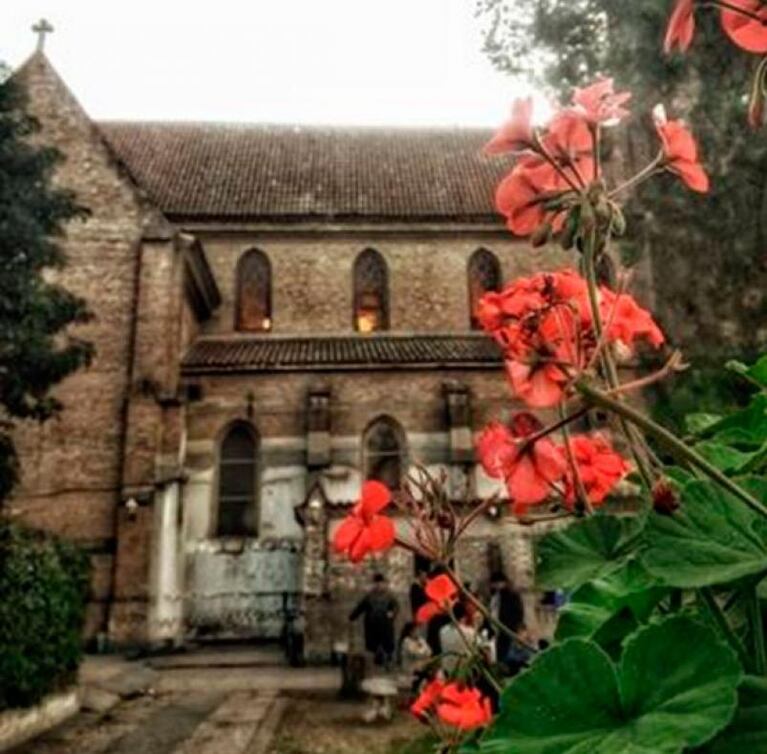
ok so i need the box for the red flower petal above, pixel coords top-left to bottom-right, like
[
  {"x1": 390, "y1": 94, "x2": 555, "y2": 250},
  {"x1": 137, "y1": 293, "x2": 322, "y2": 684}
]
[
  {"x1": 507, "y1": 454, "x2": 551, "y2": 505},
  {"x1": 664, "y1": 0, "x2": 696, "y2": 54},
  {"x1": 424, "y1": 574, "x2": 458, "y2": 604},
  {"x1": 359, "y1": 479, "x2": 391, "y2": 516},
  {"x1": 721, "y1": 0, "x2": 767, "y2": 53},
  {"x1": 484, "y1": 97, "x2": 534, "y2": 154},
  {"x1": 332, "y1": 515, "x2": 363, "y2": 554},
  {"x1": 672, "y1": 160, "x2": 710, "y2": 193},
  {"x1": 366, "y1": 514, "x2": 395, "y2": 553},
  {"x1": 415, "y1": 601, "x2": 442, "y2": 625}
]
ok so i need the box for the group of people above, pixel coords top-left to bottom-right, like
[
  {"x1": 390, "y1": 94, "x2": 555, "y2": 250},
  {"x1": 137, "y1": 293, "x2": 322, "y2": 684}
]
[{"x1": 348, "y1": 569, "x2": 534, "y2": 721}]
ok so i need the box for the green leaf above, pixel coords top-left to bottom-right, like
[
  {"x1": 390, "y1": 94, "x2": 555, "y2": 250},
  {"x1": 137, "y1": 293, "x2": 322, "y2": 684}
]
[
  {"x1": 703, "y1": 394, "x2": 767, "y2": 449},
  {"x1": 696, "y1": 676, "x2": 767, "y2": 753},
  {"x1": 481, "y1": 616, "x2": 741, "y2": 754},
  {"x1": 535, "y1": 514, "x2": 645, "y2": 591},
  {"x1": 686, "y1": 413, "x2": 724, "y2": 435},
  {"x1": 694, "y1": 441, "x2": 756, "y2": 473},
  {"x1": 727, "y1": 355, "x2": 767, "y2": 389},
  {"x1": 641, "y1": 480, "x2": 767, "y2": 588},
  {"x1": 556, "y1": 561, "x2": 666, "y2": 644}
]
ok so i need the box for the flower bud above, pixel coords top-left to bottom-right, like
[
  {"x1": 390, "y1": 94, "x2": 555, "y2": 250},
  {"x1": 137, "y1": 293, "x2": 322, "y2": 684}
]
[
  {"x1": 560, "y1": 208, "x2": 580, "y2": 251},
  {"x1": 652, "y1": 479, "x2": 680, "y2": 516},
  {"x1": 610, "y1": 204, "x2": 627, "y2": 237},
  {"x1": 579, "y1": 198, "x2": 596, "y2": 234},
  {"x1": 531, "y1": 222, "x2": 552, "y2": 248}
]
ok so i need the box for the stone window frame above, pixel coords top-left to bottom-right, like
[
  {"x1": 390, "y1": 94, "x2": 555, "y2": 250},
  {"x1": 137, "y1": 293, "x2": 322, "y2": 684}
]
[
  {"x1": 214, "y1": 420, "x2": 260, "y2": 538},
  {"x1": 467, "y1": 248, "x2": 502, "y2": 330},
  {"x1": 361, "y1": 415, "x2": 408, "y2": 490},
  {"x1": 352, "y1": 248, "x2": 390, "y2": 333},
  {"x1": 235, "y1": 248, "x2": 272, "y2": 333}
]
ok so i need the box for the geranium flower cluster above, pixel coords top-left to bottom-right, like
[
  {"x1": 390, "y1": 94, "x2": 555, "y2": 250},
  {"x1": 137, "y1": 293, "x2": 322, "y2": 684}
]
[
  {"x1": 410, "y1": 678, "x2": 493, "y2": 731},
  {"x1": 477, "y1": 413, "x2": 629, "y2": 515},
  {"x1": 476, "y1": 269, "x2": 664, "y2": 408},
  {"x1": 665, "y1": 0, "x2": 767, "y2": 127},
  {"x1": 487, "y1": 79, "x2": 709, "y2": 240}
]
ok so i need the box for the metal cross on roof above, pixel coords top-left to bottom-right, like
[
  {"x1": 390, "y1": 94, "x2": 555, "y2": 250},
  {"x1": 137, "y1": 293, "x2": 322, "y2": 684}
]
[{"x1": 32, "y1": 18, "x2": 54, "y2": 52}]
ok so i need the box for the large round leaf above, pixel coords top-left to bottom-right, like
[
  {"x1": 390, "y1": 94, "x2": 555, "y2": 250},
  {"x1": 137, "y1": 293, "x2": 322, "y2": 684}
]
[
  {"x1": 535, "y1": 513, "x2": 645, "y2": 591},
  {"x1": 556, "y1": 560, "x2": 666, "y2": 645},
  {"x1": 697, "y1": 676, "x2": 767, "y2": 753},
  {"x1": 481, "y1": 616, "x2": 741, "y2": 754},
  {"x1": 641, "y1": 479, "x2": 767, "y2": 587}
]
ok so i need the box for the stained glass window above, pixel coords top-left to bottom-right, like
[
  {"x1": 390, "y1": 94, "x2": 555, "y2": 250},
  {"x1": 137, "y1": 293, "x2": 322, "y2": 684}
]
[
  {"x1": 236, "y1": 249, "x2": 272, "y2": 332},
  {"x1": 353, "y1": 249, "x2": 389, "y2": 333},
  {"x1": 468, "y1": 249, "x2": 501, "y2": 330}
]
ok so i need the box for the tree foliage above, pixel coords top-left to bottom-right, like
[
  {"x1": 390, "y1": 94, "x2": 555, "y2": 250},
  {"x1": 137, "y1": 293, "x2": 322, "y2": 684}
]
[{"x1": 0, "y1": 74, "x2": 92, "y2": 503}]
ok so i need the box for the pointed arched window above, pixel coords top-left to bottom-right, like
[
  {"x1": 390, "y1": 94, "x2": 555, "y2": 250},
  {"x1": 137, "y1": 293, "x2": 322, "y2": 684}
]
[
  {"x1": 468, "y1": 249, "x2": 502, "y2": 330},
  {"x1": 216, "y1": 422, "x2": 259, "y2": 537},
  {"x1": 353, "y1": 249, "x2": 389, "y2": 333},
  {"x1": 236, "y1": 249, "x2": 272, "y2": 332},
  {"x1": 363, "y1": 416, "x2": 406, "y2": 490}
]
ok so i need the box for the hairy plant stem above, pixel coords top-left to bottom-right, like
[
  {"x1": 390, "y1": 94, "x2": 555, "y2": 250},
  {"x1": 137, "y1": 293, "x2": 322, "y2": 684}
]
[
  {"x1": 582, "y1": 227, "x2": 654, "y2": 491},
  {"x1": 698, "y1": 588, "x2": 749, "y2": 669},
  {"x1": 443, "y1": 563, "x2": 537, "y2": 652},
  {"x1": 609, "y1": 153, "x2": 663, "y2": 198},
  {"x1": 575, "y1": 380, "x2": 767, "y2": 519},
  {"x1": 747, "y1": 585, "x2": 767, "y2": 675}
]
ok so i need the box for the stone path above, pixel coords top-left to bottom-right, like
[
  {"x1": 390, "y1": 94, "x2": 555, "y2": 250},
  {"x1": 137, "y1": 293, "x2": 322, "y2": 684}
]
[{"x1": 8, "y1": 690, "x2": 288, "y2": 754}]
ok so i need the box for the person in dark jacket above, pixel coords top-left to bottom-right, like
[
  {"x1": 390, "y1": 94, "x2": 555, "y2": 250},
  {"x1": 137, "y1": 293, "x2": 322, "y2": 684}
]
[
  {"x1": 349, "y1": 573, "x2": 400, "y2": 668},
  {"x1": 409, "y1": 570, "x2": 429, "y2": 619},
  {"x1": 489, "y1": 571, "x2": 525, "y2": 669}
]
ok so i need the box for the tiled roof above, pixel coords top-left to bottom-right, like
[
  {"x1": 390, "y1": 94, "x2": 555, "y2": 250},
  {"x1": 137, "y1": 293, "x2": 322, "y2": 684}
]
[
  {"x1": 97, "y1": 122, "x2": 504, "y2": 221},
  {"x1": 182, "y1": 334, "x2": 503, "y2": 373}
]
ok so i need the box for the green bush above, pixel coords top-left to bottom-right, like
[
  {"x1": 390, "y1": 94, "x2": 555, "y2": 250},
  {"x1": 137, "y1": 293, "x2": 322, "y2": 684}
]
[{"x1": 0, "y1": 522, "x2": 89, "y2": 710}]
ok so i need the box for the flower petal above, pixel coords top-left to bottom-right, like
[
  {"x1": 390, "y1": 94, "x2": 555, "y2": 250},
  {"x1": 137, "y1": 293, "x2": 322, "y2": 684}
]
[{"x1": 359, "y1": 479, "x2": 391, "y2": 516}]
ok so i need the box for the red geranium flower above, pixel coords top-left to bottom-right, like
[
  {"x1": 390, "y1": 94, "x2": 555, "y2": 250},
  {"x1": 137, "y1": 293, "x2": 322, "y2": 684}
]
[
  {"x1": 664, "y1": 0, "x2": 696, "y2": 54},
  {"x1": 564, "y1": 434, "x2": 630, "y2": 508},
  {"x1": 600, "y1": 288, "x2": 665, "y2": 349},
  {"x1": 653, "y1": 105, "x2": 710, "y2": 193},
  {"x1": 477, "y1": 414, "x2": 568, "y2": 514},
  {"x1": 415, "y1": 574, "x2": 459, "y2": 624},
  {"x1": 435, "y1": 684, "x2": 493, "y2": 730},
  {"x1": 484, "y1": 97, "x2": 535, "y2": 155},
  {"x1": 506, "y1": 359, "x2": 570, "y2": 409},
  {"x1": 332, "y1": 480, "x2": 395, "y2": 562},
  {"x1": 721, "y1": 0, "x2": 767, "y2": 53},
  {"x1": 495, "y1": 158, "x2": 566, "y2": 236},
  {"x1": 410, "y1": 677, "x2": 446, "y2": 718},
  {"x1": 572, "y1": 78, "x2": 632, "y2": 126}
]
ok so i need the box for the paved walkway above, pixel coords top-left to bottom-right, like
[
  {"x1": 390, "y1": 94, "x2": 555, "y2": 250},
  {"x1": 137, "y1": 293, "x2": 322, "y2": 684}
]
[{"x1": 8, "y1": 653, "x2": 341, "y2": 754}]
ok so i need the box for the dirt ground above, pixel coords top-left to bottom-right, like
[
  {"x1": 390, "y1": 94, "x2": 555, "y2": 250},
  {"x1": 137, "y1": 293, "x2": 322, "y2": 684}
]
[{"x1": 269, "y1": 693, "x2": 434, "y2": 754}]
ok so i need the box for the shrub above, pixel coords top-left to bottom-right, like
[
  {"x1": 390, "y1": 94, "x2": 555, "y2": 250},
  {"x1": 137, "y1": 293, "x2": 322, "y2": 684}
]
[{"x1": 0, "y1": 521, "x2": 89, "y2": 710}]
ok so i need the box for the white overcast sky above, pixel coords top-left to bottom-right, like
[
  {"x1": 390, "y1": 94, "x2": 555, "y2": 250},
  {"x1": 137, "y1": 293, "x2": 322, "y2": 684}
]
[{"x1": 0, "y1": 0, "x2": 529, "y2": 126}]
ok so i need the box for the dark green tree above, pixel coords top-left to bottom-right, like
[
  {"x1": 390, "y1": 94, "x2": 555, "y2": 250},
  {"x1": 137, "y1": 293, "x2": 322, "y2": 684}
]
[
  {"x1": 0, "y1": 73, "x2": 92, "y2": 504},
  {"x1": 475, "y1": 1, "x2": 767, "y2": 368}
]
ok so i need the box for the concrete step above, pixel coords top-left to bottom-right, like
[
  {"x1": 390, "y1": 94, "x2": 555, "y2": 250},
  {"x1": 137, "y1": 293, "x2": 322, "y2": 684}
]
[{"x1": 147, "y1": 647, "x2": 286, "y2": 670}]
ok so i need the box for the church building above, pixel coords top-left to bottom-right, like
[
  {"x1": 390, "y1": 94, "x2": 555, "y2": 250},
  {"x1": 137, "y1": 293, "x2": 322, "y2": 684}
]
[{"x1": 9, "y1": 45, "x2": 566, "y2": 655}]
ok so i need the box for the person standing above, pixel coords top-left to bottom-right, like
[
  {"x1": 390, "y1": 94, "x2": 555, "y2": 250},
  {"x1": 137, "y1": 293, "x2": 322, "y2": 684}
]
[
  {"x1": 349, "y1": 573, "x2": 399, "y2": 668},
  {"x1": 409, "y1": 570, "x2": 429, "y2": 620},
  {"x1": 488, "y1": 571, "x2": 526, "y2": 668}
]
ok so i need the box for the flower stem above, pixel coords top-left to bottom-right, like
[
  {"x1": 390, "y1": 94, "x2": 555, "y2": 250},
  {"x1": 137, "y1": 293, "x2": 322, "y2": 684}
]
[
  {"x1": 575, "y1": 380, "x2": 767, "y2": 519},
  {"x1": 698, "y1": 588, "x2": 750, "y2": 668},
  {"x1": 609, "y1": 153, "x2": 663, "y2": 198},
  {"x1": 747, "y1": 585, "x2": 767, "y2": 675},
  {"x1": 582, "y1": 228, "x2": 654, "y2": 491}
]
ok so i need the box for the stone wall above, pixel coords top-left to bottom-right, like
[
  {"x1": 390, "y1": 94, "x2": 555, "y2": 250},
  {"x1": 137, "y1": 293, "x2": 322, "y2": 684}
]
[
  {"x1": 194, "y1": 230, "x2": 569, "y2": 335},
  {"x1": 9, "y1": 54, "x2": 159, "y2": 638}
]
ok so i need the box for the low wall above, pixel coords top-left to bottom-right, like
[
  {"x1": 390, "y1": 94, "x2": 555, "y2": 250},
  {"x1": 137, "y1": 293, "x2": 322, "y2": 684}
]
[{"x1": 0, "y1": 689, "x2": 79, "y2": 752}]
